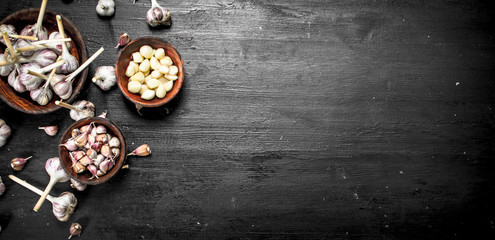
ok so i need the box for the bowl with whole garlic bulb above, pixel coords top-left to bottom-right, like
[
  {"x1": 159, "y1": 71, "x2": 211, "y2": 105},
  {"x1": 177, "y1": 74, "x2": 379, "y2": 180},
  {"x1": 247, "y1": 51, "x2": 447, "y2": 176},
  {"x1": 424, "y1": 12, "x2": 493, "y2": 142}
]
[
  {"x1": 0, "y1": 8, "x2": 88, "y2": 114},
  {"x1": 115, "y1": 37, "x2": 184, "y2": 112},
  {"x1": 58, "y1": 117, "x2": 127, "y2": 185}
]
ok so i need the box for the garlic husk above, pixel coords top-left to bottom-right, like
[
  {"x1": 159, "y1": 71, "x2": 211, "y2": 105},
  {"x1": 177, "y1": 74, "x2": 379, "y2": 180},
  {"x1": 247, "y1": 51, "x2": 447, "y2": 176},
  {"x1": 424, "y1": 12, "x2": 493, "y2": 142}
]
[
  {"x1": 68, "y1": 222, "x2": 83, "y2": 239},
  {"x1": 115, "y1": 33, "x2": 130, "y2": 48},
  {"x1": 147, "y1": 0, "x2": 172, "y2": 27},
  {"x1": 0, "y1": 24, "x2": 17, "y2": 45},
  {"x1": 92, "y1": 66, "x2": 116, "y2": 91},
  {"x1": 39, "y1": 126, "x2": 58, "y2": 136},
  {"x1": 11, "y1": 156, "x2": 32, "y2": 171},
  {"x1": 128, "y1": 144, "x2": 151, "y2": 156},
  {"x1": 19, "y1": 25, "x2": 48, "y2": 41},
  {"x1": 96, "y1": 0, "x2": 116, "y2": 17},
  {"x1": 34, "y1": 157, "x2": 71, "y2": 211},
  {"x1": 0, "y1": 53, "x2": 14, "y2": 77},
  {"x1": 70, "y1": 178, "x2": 87, "y2": 192},
  {"x1": 0, "y1": 176, "x2": 5, "y2": 196}
]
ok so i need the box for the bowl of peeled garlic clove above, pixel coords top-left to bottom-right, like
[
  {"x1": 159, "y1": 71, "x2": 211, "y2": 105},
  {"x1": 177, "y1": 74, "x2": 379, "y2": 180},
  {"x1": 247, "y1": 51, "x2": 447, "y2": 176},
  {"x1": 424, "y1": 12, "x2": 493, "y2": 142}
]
[
  {"x1": 0, "y1": 8, "x2": 88, "y2": 114},
  {"x1": 58, "y1": 117, "x2": 127, "y2": 185},
  {"x1": 115, "y1": 37, "x2": 184, "y2": 112}
]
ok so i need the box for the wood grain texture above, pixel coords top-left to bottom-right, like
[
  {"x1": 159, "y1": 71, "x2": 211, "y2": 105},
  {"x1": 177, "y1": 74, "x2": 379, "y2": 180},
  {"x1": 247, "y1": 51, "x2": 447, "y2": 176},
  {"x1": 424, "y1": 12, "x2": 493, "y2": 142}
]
[{"x1": 1, "y1": 0, "x2": 495, "y2": 239}]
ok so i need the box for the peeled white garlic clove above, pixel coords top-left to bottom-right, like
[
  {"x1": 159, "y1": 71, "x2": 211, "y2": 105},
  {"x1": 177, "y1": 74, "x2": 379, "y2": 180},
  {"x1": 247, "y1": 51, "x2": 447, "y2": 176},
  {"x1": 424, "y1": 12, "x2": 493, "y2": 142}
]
[
  {"x1": 92, "y1": 66, "x2": 116, "y2": 91},
  {"x1": 147, "y1": 0, "x2": 172, "y2": 27},
  {"x1": 96, "y1": 0, "x2": 115, "y2": 17}
]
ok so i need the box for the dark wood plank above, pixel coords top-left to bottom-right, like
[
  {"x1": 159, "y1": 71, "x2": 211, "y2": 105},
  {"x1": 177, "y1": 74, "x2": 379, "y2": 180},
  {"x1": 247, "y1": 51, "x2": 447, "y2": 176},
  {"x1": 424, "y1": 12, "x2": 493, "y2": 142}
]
[{"x1": 1, "y1": 0, "x2": 495, "y2": 239}]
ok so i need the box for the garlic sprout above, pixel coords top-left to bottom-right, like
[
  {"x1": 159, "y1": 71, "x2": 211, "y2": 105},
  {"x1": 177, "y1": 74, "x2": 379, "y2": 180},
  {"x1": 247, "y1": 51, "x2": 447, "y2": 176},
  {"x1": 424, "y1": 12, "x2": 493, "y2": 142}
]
[
  {"x1": 147, "y1": 0, "x2": 172, "y2": 27},
  {"x1": 34, "y1": 157, "x2": 71, "y2": 212},
  {"x1": 92, "y1": 66, "x2": 116, "y2": 91},
  {"x1": 0, "y1": 119, "x2": 11, "y2": 147},
  {"x1": 55, "y1": 15, "x2": 79, "y2": 74},
  {"x1": 9, "y1": 175, "x2": 77, "y2": 222},
  {"x1": 19, "y1": 0, "x2": 49, "y2": 40}
]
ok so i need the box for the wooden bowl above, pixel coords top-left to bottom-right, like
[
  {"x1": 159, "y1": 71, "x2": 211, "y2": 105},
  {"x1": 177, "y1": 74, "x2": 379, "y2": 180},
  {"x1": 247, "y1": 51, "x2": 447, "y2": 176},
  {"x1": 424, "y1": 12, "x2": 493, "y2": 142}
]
[
  {"x1": 58, "y1": 117, "x2": 127, "y2": 185},
  {"x1": 116, "y1": 37, "x2": 184, "y2": 111},
  {"x1": 0, "y1": 8, "x2": 88, "y2": 114}
]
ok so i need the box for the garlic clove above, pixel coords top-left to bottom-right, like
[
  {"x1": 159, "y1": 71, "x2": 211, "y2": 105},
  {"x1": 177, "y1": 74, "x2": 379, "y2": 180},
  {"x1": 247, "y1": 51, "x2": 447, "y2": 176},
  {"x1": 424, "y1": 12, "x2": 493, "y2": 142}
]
[
  {"x1": 108, "y1": 136, "x2": 120, "y2": 148},
  {"x1": 72, "y1": 161, "x2": 85, "y2": 173},
  {"x1": 61, "y1": 138, "x2": 78, "y2": 151},
  {"x1": 115, "y1": 32, "x2": 130, "y2": 48},
  {"x1": 39, "y1": 125, "x2": 58, "y2": 136},
  {"x1": 101, "y1": 144, "x2": 112, "y2": 158},
  {"x1": 128, "y1": 144, "x2": 151, "y2": 157},
  {"x1": 0, "y1": 176, "x2": 5, "y2": 196},
  {"x1": 68, "y1": 222, "x2": 83, "y2": 239},
  {"x1": 87, "y1": 164, "x2": 99, "y2": 179},
  {"x1": 11, "y1": 156, "x2": 33, "y2": 171},
  {"x1": 70, "y1": 178, "x2": 87, "y2": 192}
]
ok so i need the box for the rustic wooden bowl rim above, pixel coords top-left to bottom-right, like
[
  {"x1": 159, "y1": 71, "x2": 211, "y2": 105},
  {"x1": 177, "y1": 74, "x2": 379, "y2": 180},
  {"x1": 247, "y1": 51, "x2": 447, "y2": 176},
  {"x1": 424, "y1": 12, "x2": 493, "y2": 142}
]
[
  {"x1": 0, "y1": 8, "x2": 88, "y2": 114},
  {"x1": 58, "y1": 117, "x2": 127, "y2": 185}
]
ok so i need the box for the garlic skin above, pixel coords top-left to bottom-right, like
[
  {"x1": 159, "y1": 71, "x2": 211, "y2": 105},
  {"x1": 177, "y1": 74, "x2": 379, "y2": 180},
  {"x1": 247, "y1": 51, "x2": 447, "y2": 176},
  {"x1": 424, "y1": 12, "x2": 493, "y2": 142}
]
[
  {"x1": 52, "y1": 192, "x2": 77, "y2": 222},
  {"x1": 39, "y1": 126, "x2": 58, "y2": 136},
  {"x1": 115, "y1": 33, "x2": 130, "y2": 48},
  {"x1": 92, "y1": 66, "x2": 117, "y2": 91},
  {"x1": 0, "y1": 119, "x2": 12, "y2": 147},
  {"x1": 147, "y1": 0, "x2": 172, "y2": 27},
  {"x1": 96, "y1": 0, "x2": 115, "y2": 17},
  {"x1": 68, "y1": 222, "x2": 83, "y2": 239},
  {"x1": 0, "y1": 53, "x2": 14, "y2": 77}
]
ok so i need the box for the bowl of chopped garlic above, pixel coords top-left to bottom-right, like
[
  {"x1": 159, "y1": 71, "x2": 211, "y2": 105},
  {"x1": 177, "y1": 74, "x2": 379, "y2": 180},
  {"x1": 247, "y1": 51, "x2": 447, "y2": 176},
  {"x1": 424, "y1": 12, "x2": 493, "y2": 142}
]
[
  {"x1": 115, "y1": 36, "x2": 184, "y2": 112},
  {"x1": 0, "y1": 8, "x2": 88, "y2": 114}
]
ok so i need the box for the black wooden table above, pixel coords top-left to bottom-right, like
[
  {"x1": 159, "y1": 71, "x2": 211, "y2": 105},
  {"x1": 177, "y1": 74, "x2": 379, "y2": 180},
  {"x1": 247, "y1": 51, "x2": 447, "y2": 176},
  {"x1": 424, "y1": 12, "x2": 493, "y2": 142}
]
[{"x1": 1, "y1": 0, "x2": 495, "y2": 239}]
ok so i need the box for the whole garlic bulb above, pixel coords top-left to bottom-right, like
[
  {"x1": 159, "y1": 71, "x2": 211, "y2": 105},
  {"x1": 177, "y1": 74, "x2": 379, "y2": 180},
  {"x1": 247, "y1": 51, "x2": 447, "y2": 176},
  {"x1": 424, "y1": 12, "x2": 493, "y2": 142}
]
[
  {"x1": 0, "y1": 119, "x2": 12, "y2": 147},
  {"x1": 0, "y1": 53, "x2": 14, "y2": 77},
  {"x1": 96, "y1": 0, "x2": 115, "y2": 17},
  {"x1": 147, "y1": 0, "x2": 171, "y2": 27},
  {"x1": 92, "y1": 66, "x2": 116, "y2": 91},
  {"x1": 52, "y1": 192, "x2": 77, "y2": 222}
]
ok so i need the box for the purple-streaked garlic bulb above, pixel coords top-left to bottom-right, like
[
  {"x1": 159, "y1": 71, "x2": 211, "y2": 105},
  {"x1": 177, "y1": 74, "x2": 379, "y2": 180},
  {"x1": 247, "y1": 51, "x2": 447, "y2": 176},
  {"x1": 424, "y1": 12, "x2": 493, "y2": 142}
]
[
  {"x1": 55, "y1": 15, "x2": 79, "y2": 74},
  {"x1": 7, "y1": 65, "x2": 27, "y2": 93},
  {"x1": 146, "y1": 0, "x2": 172, "y2": 27},
  {"x1": 19, "y1": 0, "x2": 49, "y2": 40},
  {"x1": 30, "y1": 80, "x2": 53, "y2": 105},
  {"x1": 20, "y1": 60, "x2": 64, "y2": 90},
  {"x1": 13, "y1": 39, "x2": 35, "y2": 57},
  {"x1": 48, "y1": 31, "x2": 71, "y2": 52},
  {"x1": 27, "y1": 49, "x2": 58, "y2": 68},
  {"x1": 34, "y1": 157, "x2": 71, "y2": 211}
]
